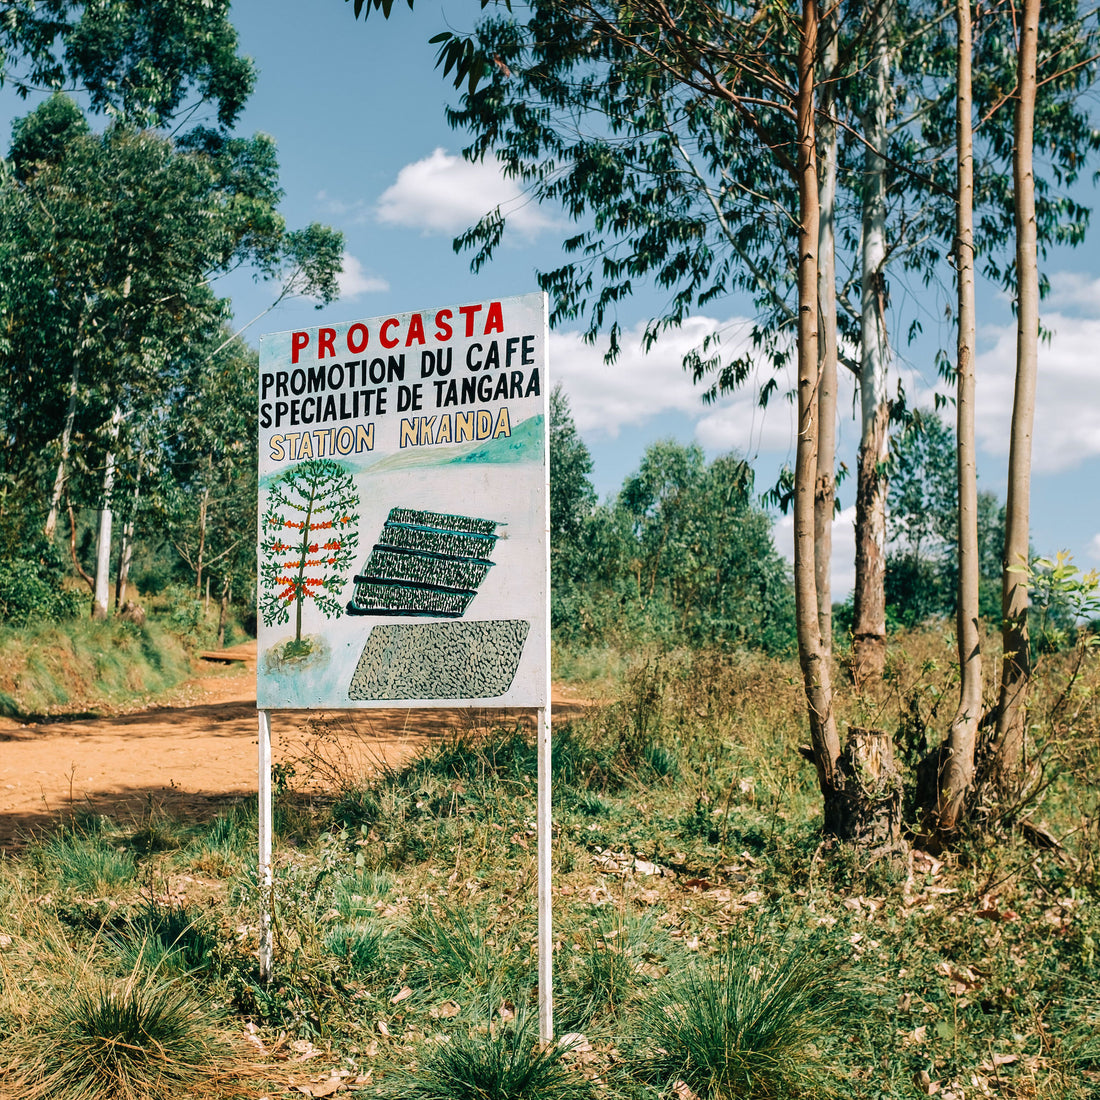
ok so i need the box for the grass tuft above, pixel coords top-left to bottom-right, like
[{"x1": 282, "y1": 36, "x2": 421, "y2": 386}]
[
  {"x1": 105, "y1": 903, "x2": 217, "y2": 977},
  {"x1": 325, "y1": 920, "x2": 387, "y2": 973},
  {"x1": 382, "y1": 1012, "x2": 594, "y2": 1100},
  {"x1": 402, "y1": 903, "x2": 527, "y2": 1006},
  {"x1": 34, "y1": 828, "x2": 135, "y2": 895},
  {"x1": 5, "y1": 968, "x2": 245, "y2": 1100},
  {"x1": 636, "y1": 928, "x2": 849, "y2": 1100}
]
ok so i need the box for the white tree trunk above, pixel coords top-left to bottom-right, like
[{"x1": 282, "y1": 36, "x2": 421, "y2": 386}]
[
  {"x1": 45, "y1": 348, "x2": 82, "y2": 542},
  {"x1": 816, "y1": 12, "x2": 840, "y2": 657},
  {"x1": 114, "y1": 452, "x2": 142, "y2": 610},
  {"x1": 92, "y1": 407, "x2": 122, "y2": 621},
  {"x1": 851, "y1": 0, "x2": 894, "y2": 687},
  {"x1": 930, "y1": 0, "x2": 981, "y2": 841},
  {"x1": 991, "y1": 0, "x2": 1041, "y2": 793},
  {"x1": 794, "y1": 0, "x2": 843, "y2": 827}
]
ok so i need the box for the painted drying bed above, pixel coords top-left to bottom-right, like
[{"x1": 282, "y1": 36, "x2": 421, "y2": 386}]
[
  {"x1": 347, "y1": 508, "x2": 500, "y2": 618},
  {"x1": 348, "y1": 620, "x2": 531, "y2": 700}
]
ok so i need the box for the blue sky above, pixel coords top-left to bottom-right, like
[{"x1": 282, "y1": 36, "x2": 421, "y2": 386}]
[{"x1": 11, "y1": 0, "x2": 1100, "y2": 595}]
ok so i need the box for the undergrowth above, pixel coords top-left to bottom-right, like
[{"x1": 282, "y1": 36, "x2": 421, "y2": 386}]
[
  {"x1": 0, "y1": 617, "x2": 195, "y2": 717},
  {"x1": 0, "y1": 629, "x2": 1096, "y2": 1099}
]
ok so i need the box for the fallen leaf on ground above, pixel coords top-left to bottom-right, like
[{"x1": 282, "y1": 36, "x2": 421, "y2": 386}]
[{"x1": 559, "y1": 1032, "x2": 591, "y2": 1053}]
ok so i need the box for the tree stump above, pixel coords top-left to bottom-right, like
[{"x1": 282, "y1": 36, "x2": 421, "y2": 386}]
[
  {"x1": 119, "y1": 600, "x2": 146, "y2": 627},
  {"x1": 825, "y1": 727, "x2": 903, "y2": 850}
]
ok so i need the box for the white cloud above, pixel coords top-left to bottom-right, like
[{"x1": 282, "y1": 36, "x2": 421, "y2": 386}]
[
  {"x1": 375, "y1": 148, "x2": 556, "y2": 237},
  {"x1": 1045, "y1": 271, "x2": 1100, "y2": 313},
  {"x1": 1090, "y1": 532, "x2": 1100, "y2": 564},
  {"x1": 772, "y1": 505, "x2": 857, "y2": 600},
  {"x1": 550, "y1": 315, "x2": 797, "y2": 452},
  {"x1": 975, "y1": 310, "x2": 1100, "y2": 472},
  {"x1": 337, "y1": 252, "x2": 388, "y2": 299}
]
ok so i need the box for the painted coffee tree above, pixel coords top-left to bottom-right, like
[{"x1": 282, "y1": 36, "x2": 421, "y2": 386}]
[{"x1": 259, "y1": 459, "x2": 359, "y2": 657}]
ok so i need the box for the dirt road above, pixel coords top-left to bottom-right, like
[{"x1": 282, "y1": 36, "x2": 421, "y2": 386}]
[{"x1": 0, "y1": 643, "x2": 589, "y2": 850}]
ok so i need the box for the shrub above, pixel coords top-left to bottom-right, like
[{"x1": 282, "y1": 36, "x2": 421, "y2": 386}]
[{"x1": 0, "y1": 540, "x2": 83, "y2": 626}]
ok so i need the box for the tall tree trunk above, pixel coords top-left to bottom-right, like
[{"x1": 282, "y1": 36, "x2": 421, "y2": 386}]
[
  {"x1": 195, "y1": 487, "x2": 209, "y2": 600},
  {"x1": 92, "y1": 407, "x2": 123, "y2": 621},
  {"x1": 929, "y1": 0, "x2": 981, "y2": 840},
  {"x1": 115, "y1": 515, "x2": 135, "y2": 610},
  {"x1": 851, "y1": 0, "x2": 894, "y2": 688},
  {"x1": 195, "y1": 454, "x2": 213, "y2": 599},
  {"x1": 115, "y1": 452, "x2": 143, "y2": 610},
  {"x1": 815, "y1": 11, "x2": 840, "y2": 658},
  {"x1": 44, "y1": 343, "x2": 82, "y2": 541},
  {"x1": 217, "y1": 575, "x2": 230, "y2": 647},
  {"x1": 794, "y1": 0, "x2": 843, "y2": 826},
  {"x1": 990, "y1": 0, "x2": 1040, "y2": 795},
  {"x1": 68, "y1": 497, "x2": 94, "y2": 591}
]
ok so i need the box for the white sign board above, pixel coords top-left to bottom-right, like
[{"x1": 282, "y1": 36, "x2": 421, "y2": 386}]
[{"x1": 256, "y1": 292, "x2": 549, "y2": 710}]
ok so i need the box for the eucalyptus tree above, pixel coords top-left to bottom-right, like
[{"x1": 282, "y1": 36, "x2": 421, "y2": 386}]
[
  {"x1": 0, "y1": 0, "x2": 255, "y2": 128},
  {"x1": 0, "y1": 1, "x2": 344, "y2": 619},
  {"x1": 350, "y1": 0, "x2": 1100, "y2": 840},
  {"x1": 160, "y1": 333, "x2": 259, "y2": 623},
  {"x1": 0, "y1": 96, "x2": 342, "y2": 616},
  {"x1": 898, "y1": 0, "x2": 1100, "y2": 834},
  {"x1": 928, "y1": 0, "x2": 980, "y2": 841},
  {"x1": 989, "y1": 0, "x2": 1041, "y2": 800},
  {"x1": 421, "y1": 0, "x2": 847, "y2": 830},
  {"x1": 361, "y1": 0, "x2": 949, "y2": 693}
]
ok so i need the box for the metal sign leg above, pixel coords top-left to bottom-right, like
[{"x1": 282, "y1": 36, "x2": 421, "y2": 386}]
[
  {"x1": 537, "y1": 705, "x2": 553, "y2": 1043},
  {"x1": 258, "y1": 709, "x2": 273, "y2": 981}
]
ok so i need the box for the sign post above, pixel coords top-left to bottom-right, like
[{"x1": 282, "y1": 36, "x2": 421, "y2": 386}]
[
  {"x1": 256, "y1": 292, "x2": 552, "y2": 1035},
  {"x1": 257, "y1": 708, "x2": 273, "y2": 981}
]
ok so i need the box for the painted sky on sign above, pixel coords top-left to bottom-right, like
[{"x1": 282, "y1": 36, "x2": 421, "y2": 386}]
[{"x1": 4, "y1": 0, "x2": 1097, "y2": 593}]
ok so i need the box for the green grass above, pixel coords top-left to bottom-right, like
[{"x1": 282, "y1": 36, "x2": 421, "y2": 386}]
[
  {"x1": 104, "y1": 903, "x2": 218, "y2": 977},
  {"x1": 34, "y1": 828, "x2": 136, "y2": 895},
  {"x1": 184, "y1": 802, "x2": 254, "y2": 876},
  {"x1": 636, "y1": 928, "x2": 850, "y2": 1099},
  {"x1": 0, "y1": 630, "x2": 1096, "y2": 1099},
  {"x1": 401, "y1": 902, "x2": 529, "y2": 1006},
  {"x1": 335, "y1": 866, "x2": 393, "y2": 918},
  {"x1": 0, "y1": 617, "x2": 194, "y2": 718},
  {"x1": 4, "y1": 967, "x2": 242, "y2": 1100},
  {"x1": 557, "y1": 906, "x2": 673, "y2": 1031},
  {"x1": 381, "y1": 1012, "x2": 595, "y2": 1100},
  {"x1": 325, "y1": 920, "x2": 387, "y2": 973}
]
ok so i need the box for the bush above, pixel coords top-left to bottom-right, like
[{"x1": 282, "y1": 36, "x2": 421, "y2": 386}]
[{"x1": 0, "y1": 540, "x2": 83, "y2": 626}]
